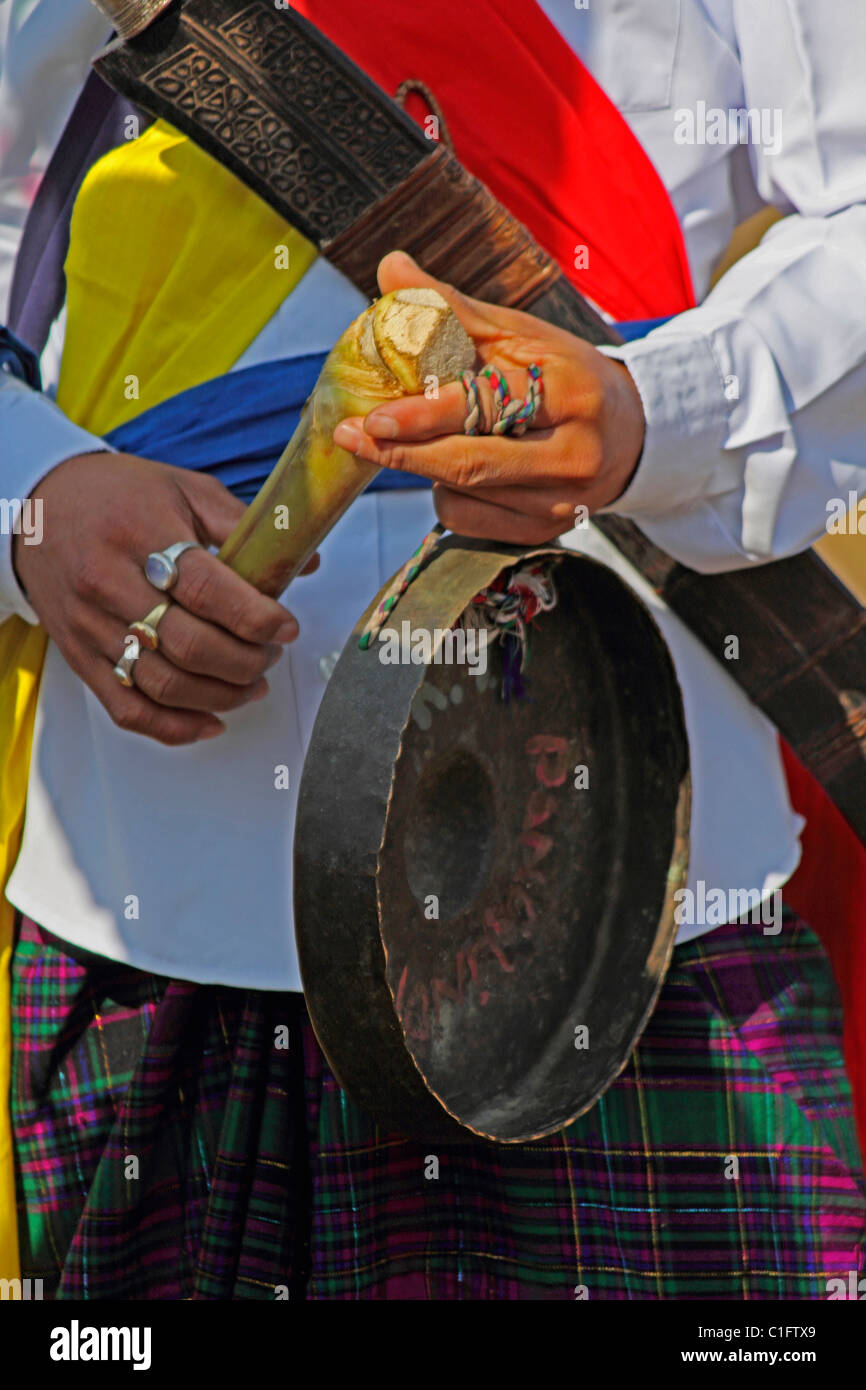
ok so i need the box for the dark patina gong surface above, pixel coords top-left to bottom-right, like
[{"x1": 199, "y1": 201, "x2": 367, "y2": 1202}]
[{"x1": 294, "y1": 538, "x2": 690, "y2": 1143}]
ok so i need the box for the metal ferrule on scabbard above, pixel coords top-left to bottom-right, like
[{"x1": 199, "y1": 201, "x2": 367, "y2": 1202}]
[{"x1": 89, "y1": 0, "x2": 174, "y2": 40}]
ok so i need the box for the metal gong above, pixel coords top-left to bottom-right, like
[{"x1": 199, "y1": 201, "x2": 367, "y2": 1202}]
[{"x1": 294, "y1": 537, "x2": 690, "y2": 1143}]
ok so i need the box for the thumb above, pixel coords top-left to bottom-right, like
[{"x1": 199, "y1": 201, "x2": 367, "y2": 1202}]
[
  {"x1": 175, "y1": 469, "x2": 247, "y2": 547},
  {"x1": 376, "y1": 250, "x2": 506, "y2": 346}
]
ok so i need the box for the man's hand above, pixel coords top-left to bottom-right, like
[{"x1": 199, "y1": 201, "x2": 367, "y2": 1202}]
[
  {"x1": 13, "y1": 451, "x2": 309, "y2": 746},
  {"x1": 333, "y1": 251, "x2": 646, "y2": 545}
]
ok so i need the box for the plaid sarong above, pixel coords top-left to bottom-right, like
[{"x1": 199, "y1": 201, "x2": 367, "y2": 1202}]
[{"x1": 10, "y1": 908, "x2": 865, "y2": 1300}]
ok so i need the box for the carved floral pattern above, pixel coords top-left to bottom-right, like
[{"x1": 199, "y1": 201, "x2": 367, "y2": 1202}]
[{"x1": 139, "y1": 0, "x2": 422, "y2": 239}]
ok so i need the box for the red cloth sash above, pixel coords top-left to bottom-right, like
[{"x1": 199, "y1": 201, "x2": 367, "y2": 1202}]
[
  {"x1": 782, "y1": 746, "x2": 866, "y2": 1153},
  {"x1": 299, "y1": 0, "x2": 866, "y2": 1160},
  {"x1": 296, "y1": 0, "x2": 695, "y2": 323}
]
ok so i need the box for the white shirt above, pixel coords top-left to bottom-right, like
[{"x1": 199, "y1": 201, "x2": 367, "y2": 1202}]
[{"x1": 2, "y1": 0, "x2": 864, "y2": 986}]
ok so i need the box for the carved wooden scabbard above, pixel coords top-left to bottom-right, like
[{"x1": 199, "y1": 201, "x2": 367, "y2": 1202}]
[{"x1": 94, "y1": 0, "x2": 866, "y2": 844}]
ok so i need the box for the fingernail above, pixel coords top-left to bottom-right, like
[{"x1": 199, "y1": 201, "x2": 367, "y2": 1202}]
[
  {"x1": 247, "y1": 680, "x2": 269, "y2": 703},
  {"x1": 334, "y1": 422, "x2": 363, "y2": 452},
  {"x1": 198, "y1": 722, "x2": 224, "y2": 741},
  {"x1": 265, "y1": 645, "x2": 283, "y2": 669},
  {"x1": 365, "y1": 413, "x2": 398, "y2": 439},
  {"x1": 277, "y1": 617, "x2": 298, "y2": 642}
]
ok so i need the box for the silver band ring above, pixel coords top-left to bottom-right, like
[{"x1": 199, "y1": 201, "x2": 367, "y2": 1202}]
[
  {"x1": 113, "y1": 634, "x2": 142, "y2": 688},
  {"x1": 145, "y1": 540, "x2": 202, "y2": 592}
]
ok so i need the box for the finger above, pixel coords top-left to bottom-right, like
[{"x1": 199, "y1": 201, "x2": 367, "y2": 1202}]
[
  {"x1": 333, "y1": 418, "x2": 595, "y2": 491},
  {"x1": 362, "y1": 381, "x2": 467, "y2": 440},
  {"x1": 134, "y1": 652, "x2": 271, "y2": 713},
  {"x1": 445, "y1": 480, "x2": 599, "y2": 526},
  {"x1": 165, "y1": 549, "x2": 299, "y2": 645},
  {"x1": 298, "y1": 552, "x2": 320, "y2": 576},
  {"x1": 149, "y1": 604, "x2": 282, "y2": 685},
  {"x1": 103, "y1": 616, "x2": 272, "y2": 713},
  {"x1": 432, "y1": 484, "x2": 563, "y2": 546},
  {"x1": 70, "y1": 552, "x2": 298, "y2": 664},
  {"x1": 80, "y1": 645, "x2": 226, "y2": 746},
  {"x1": 376, "y1": 252, "x2": 508, "y2": 345},
  {"x1": 376, "y1": 251, "x2": 587, "y2": 358},
  {"x1": 363, "y1": 363, "x2": 565, "y2": 442}
]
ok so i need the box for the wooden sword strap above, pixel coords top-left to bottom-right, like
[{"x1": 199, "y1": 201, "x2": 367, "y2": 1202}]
[{"x1": 93, "y1": 0, "x2": 866, "y2": 845}]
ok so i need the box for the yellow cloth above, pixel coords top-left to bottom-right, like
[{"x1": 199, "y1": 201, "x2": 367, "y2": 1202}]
[
  {"x1": 58, "y1": 120, "x2": 316, "y2": 431},
  {"x1": 0, "y1": 118, "x2": 315, "y2": 1281},
  {"x1": 816, "y1": 530, "x2": 866, "y2": 607}
]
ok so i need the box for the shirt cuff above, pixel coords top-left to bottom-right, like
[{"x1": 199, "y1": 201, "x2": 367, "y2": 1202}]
[
  {"x1": 0, "y1": 377, "x2": 112, "y2": 624},
  {"x1": 597, "y1": 326, "x2": 734, "y2": 520}
]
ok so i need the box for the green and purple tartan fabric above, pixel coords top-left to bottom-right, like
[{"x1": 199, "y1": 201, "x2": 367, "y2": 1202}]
[{"x1": 10, "y1": 909, "x2": 866, "y2": 1300}]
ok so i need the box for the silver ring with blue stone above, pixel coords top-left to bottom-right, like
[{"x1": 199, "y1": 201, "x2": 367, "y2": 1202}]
[{"x1": 144, "y1": 540, "x2": 202, "y2": 592}]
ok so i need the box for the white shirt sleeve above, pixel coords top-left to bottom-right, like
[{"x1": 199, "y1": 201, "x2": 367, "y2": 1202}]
[
  {"x1": 0, "y1": 373, "x2": 110, "y2": 624},
  {"x1": 599, "y1": 0, "x2": 866, "y2": 574},
  {"x1": 0, "y1": 3, "x2": 117, "y2": 624}
]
